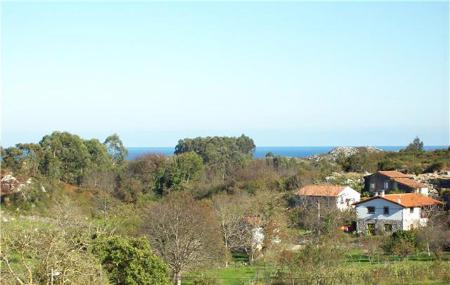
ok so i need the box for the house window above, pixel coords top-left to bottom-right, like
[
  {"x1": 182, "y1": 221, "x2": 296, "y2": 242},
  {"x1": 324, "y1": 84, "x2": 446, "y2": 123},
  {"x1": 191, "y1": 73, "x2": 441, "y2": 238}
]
[
  {"x1": 410, "y1": 208, "x2": 414, "y2": 213},
  {"x1": 384, "y1": 224, "x2": 392, "y2": 232},
  {"x1": 370, "y1": 183, "x2": 375, "y2": 190},
  {"x1": 420, "y1": 209, "x2": 427, "y2": 218},
  {"x1": 384, "y1": 181, "x2": 389, "y2": 189},
  {"x1": 367, "y1": 223, "x2": 376, "y2": 235},
  {"x1": 367, "y1": 207, "x2": 375, "y2": 214},
  {"x1": 383, "y1": 207, "x2": 389, "y2": 215}
]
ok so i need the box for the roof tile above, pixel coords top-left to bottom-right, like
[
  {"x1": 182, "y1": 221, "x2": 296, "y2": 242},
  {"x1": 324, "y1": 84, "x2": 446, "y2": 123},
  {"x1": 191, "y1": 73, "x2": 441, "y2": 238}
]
[
  {"x1": 378, "y1": 171, "x2": 410, "y2": 178},
  {"x1": 296, "y1": 184, "x2": 345, "y2": 197},
  {"x1": 356, "y1": 193, "x2": 442, "y2": 208}
]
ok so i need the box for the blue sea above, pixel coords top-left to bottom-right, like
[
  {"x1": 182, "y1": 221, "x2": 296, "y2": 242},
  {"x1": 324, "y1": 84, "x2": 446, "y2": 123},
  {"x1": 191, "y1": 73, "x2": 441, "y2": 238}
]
[{"x1": 126, "y1": 146, "x2": 448, "y2": 160}]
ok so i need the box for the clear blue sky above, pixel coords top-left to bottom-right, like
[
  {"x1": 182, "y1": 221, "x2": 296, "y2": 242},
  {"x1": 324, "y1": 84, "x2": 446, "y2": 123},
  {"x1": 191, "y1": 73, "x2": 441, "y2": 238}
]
[{"x1": 1, "y1": 1, "x2": 449, "y2": 147}]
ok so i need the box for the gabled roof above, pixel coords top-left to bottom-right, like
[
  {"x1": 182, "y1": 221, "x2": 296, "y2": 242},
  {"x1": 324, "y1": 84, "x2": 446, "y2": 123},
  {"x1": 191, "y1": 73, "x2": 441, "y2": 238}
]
[
  {"x1": 370, "y1": 170, "x2": 426, "y2": 189},
  {"x1": 355, "y1": 193, "x2": 442, "y2": 208},
  {"x1": 378, "y1": 171, "x2": 410, "y2": 178},
  {"x1": 296, "y1": 185, "x2": 346, "y2": 197},
  {"x1": 391, "y1": 177, "x2": 426, "y2": 189}
]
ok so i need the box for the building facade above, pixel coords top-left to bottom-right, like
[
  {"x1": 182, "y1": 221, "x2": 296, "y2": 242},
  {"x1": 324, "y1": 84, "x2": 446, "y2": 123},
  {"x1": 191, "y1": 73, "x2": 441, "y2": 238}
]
[
  {"x1": 364, "y1": 171, "x2": 428, "y2": 196},
  {"x1": 295, "y1": 184, "x2": 361, "y2": 211},
  {"x1": 355, "y1": 193, "x2": 442, "y2": 235}
]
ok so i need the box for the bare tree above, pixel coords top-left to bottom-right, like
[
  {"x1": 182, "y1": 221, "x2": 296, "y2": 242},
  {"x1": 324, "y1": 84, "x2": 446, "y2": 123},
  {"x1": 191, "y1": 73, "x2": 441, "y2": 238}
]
[
  {"x1": 1, "y1": 217, "x2": 107, "y2": 285},
  {"x1": 293, "y1": 197, "x2": 351, "y2": 240},
  {"x1": 417, "y1": 206, "x2": 449, "y2": 258},
  {"x1": 143, "y1": 193, "x2": 224, "y2": 285},
  {"x1": 212, "y1": 193, "x2": 253, "y2": 266}
]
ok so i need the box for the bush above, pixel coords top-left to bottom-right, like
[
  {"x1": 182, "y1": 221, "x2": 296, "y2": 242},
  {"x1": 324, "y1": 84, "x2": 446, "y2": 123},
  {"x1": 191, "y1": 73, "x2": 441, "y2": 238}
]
[
  {"x1": 383, "y1": 230, "x2": 420, "y2": 257},
  {"x1": 424, "y1": 161, "x2": 444, "y2": 173},
  {"x1": 192, "y1": 276, "x2": 222, "y2": 285},
  {"x1": 92, "y1": 236, "x2": 170, "y2": 285}
]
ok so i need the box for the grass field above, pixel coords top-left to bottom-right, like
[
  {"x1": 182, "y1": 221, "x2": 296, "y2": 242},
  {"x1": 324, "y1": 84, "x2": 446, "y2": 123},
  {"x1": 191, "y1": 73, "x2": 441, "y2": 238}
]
[
  {"x1": 182, "y1": 252, "x2": 450, "y2": 285},
  {"x1": 183, "y1": 266, "x2": 259, "y2": 285}
]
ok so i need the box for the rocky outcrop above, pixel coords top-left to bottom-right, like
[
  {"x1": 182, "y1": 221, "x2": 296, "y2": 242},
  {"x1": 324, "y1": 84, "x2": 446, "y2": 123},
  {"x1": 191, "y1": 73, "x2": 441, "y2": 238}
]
[
  {"x1": 414, "y1": 171, "x2": 450, "y2": 192},
  {"x1": 1, "y1": 174, "x2": 21, "y2": 196},
  {"x1": 1, "y1": 174, "x2": 32, "y2": 197},
  {"x1": 309, "y1": 146, "x2": 383, "y2": 162},
  {"x1": 324, "y1": 172, "x2": 365, "y2": 191}
]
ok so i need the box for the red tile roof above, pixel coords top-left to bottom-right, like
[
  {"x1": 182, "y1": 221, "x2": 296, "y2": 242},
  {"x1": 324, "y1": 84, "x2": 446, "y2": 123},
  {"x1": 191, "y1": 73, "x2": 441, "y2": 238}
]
[
  {"x1": 376, "y1": 170, "x2": 426, "y2": 189},
  {"x1": 378, "y1": 171, "x2": 410, "y2": 178},
  {"x1": 296, "y1": 185, "x2": 346, "y2": 197},
  {"x1": 392, "y1": 177, "x2": 426, "y2": 189},
  {"x1": 355, "y1": 193, "x2": 442, "y2": 208}
]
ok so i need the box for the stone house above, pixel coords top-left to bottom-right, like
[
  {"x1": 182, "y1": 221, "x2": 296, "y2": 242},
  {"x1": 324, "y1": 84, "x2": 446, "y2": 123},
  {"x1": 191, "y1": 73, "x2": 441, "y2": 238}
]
[
  {"x1": 295, "y1": 184, "x2": 361, "y2": 211},
  {"x1": 354, "y1": 193, "x2": 442, "y2": 235},
  {"x1": 364, "y1": 171, "x2": 428, "y2": 196}
]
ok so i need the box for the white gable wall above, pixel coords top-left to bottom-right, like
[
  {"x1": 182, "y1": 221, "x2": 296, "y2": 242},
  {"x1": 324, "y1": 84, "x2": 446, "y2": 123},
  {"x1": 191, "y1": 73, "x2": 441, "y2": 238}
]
[
  {"x1": 356, "y1": 198, "x2": 403, "y2": 222},
  {"x1": 336, "y1": 186, "x2": 361, "y2": 211}
]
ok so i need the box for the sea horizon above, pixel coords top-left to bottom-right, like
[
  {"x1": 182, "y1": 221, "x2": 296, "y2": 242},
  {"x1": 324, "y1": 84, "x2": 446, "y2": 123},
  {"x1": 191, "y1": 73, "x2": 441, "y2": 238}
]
[{"x1": 126, "y1": 145, "x2": 449, "y2": 160}]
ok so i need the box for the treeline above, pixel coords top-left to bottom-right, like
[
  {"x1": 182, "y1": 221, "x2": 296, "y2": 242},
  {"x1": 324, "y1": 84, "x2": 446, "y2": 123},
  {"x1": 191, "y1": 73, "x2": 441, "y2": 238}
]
[
  {"x1": 1, "y1": 132, "x2": 127, "y2": 184},
  {"x1": 3, "y1": 133, "x2": 449, "y2": 204}
]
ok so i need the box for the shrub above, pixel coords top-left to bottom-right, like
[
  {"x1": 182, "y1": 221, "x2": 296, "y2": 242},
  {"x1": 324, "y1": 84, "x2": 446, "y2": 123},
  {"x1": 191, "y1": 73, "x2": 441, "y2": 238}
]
[
  {"x1": 192, "y1": 276, "x2": 222, "y2": 285},
  {"x1": 92, "y1": 236, "x2": 170, "y2": 285},
  {"x1": 383, "y1": 230, "x2": 420, "y2": 257}
]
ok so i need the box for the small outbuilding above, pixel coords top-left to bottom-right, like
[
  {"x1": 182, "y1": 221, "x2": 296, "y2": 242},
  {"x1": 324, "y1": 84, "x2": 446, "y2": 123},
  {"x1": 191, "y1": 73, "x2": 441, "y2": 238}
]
[{"x1": 295, "y1": 184, "x2": 361, "y2": 211}]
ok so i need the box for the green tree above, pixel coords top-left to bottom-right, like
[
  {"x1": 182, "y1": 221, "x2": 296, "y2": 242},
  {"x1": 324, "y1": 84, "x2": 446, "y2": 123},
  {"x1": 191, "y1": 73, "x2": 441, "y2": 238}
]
[
  {"x1": 104, "y1": 134, "x2": 128, "y2": 164},
  {"x1": 1, "y1": 146, "x2": 26, "y2": 173},
  {"x1": 161, "y1": 152, "x2": 204, "y2": 193},
  {"x1": 121, "y1": 153, "x2": 168, "y2": 199},
  {"x1": 16, "y1": 143, "x2": 43, "y2": 176},
  {"x1": 85, "y1": 139, "x2": 114, "y2": 171},
  {"x1": 174, "y1": 135, "x2": 255, "y2": 178},
  {"x1": 39, "y1": 131, "x2": 91, "y2": 184},
  {"x1": 403, "y1": 137, "x2": 424, "y2": 153},
  {"x1": 92, "y1": 236, "x2": 170, "y2": 285}
]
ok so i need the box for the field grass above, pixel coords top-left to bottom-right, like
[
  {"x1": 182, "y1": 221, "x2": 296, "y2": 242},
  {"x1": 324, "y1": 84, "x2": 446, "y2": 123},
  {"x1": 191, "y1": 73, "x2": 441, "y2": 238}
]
[
  {"x1": 181, "y1": 253, "x2": 450, "y2": 285},
  {"x1": 183, "y1": 266, "x2": 259, "y2": 285}
]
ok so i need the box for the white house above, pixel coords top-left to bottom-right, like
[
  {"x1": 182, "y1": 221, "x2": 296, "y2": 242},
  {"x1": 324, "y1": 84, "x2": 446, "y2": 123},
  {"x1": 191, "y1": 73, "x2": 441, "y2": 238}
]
[
  {"x1": 354, "y1": 193, "x2": 442, "y2": 234},
  {"x1": 295, "y1": 184, "x2": 361, "y2": 211}
]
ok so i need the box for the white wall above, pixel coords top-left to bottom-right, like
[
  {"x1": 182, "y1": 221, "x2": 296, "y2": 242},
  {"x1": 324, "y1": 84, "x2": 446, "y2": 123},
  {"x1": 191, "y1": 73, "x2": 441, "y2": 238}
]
[
  {"x1": 356, "y1": 198, "x2": 403, "y2": 222},
  {"x1": 336, "y1": 186, "x2": 360, "y2": 211},
  {"x1": 402, "y1": 207, "x2": 423, "y2": 230},
  {"x1": 419, "y1": 187, "x2": 429, "y2": 196}
]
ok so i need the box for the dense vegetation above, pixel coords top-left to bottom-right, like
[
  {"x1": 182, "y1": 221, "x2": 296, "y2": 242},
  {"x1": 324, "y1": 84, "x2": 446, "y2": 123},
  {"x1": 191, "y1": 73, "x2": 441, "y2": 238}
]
[
  {"x1": 336, "y1": 138, "x2": 450, "y2": 174},
  {"x1": 1, "y1": 132, "x2": 449, "y2": 284}
]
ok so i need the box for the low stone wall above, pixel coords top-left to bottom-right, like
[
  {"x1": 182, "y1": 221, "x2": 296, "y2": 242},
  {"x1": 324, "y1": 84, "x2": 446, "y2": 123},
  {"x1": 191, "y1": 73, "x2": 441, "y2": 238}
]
[{"x1": 357, "y1": 219, "x2": 402, "y2": 235}]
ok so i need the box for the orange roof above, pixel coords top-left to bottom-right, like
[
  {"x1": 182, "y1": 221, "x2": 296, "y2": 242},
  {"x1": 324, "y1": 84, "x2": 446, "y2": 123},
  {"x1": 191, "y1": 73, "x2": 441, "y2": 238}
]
[
  {"x1": 378, "y1": 171, "x2": 410, "y2": 178},
  {"x1": 392, "y1": 177, "x2": 426, "y2": 189},
  {"x1": 296, "y1": 185, "x2": 346, "y2": 197},
  {"x1": 356, "y1": 193, "x2": 442, "y2": 208}
]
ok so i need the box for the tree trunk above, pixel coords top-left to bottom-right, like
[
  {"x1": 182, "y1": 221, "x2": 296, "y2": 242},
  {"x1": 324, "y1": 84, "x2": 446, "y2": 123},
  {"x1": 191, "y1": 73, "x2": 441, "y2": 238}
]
[
  {"x1": 173, "y1": 271, "x2": 181, "y2": 285},
  {"x1": 224, "y1": 239, "x2": 229, "y2": 267}
]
